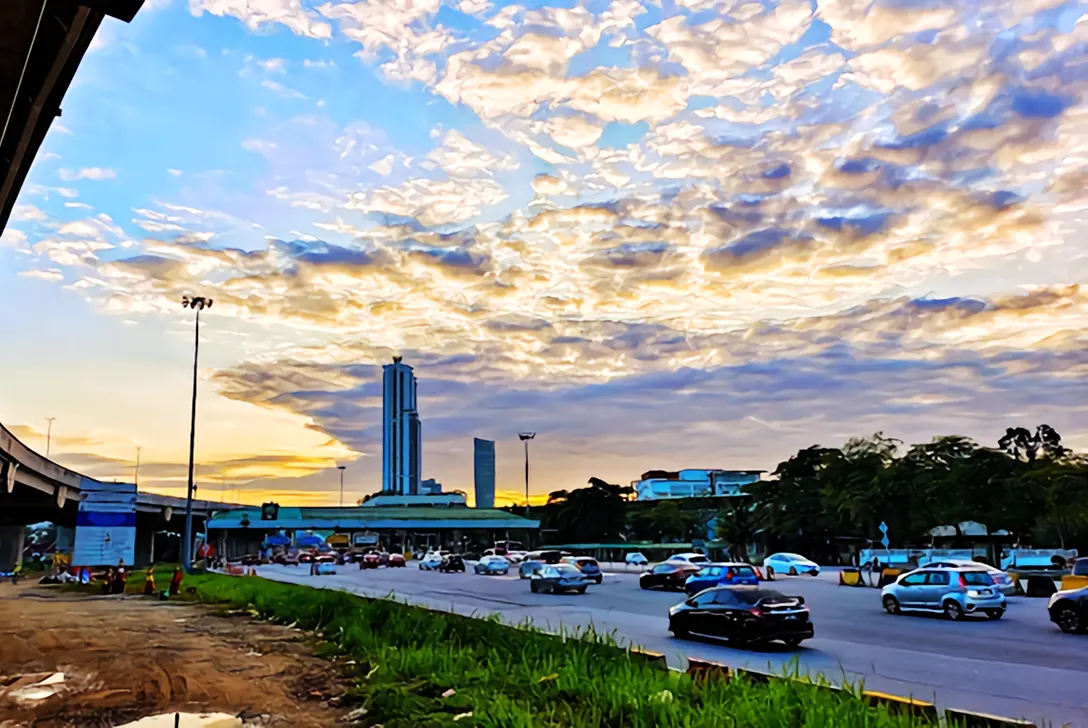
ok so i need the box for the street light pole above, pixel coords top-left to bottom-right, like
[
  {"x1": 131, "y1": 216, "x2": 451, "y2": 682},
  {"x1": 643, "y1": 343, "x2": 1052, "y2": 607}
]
[
  {"x1": 45, "y1": 417, "x2": 55, "y2": 457},
  {"x1": 518, "y1": 432, "x2": 536, "y2": 518},
  {"x1": 337, "y1": 465, "x2": 346, "y2": 507},
  {"x1": 181, "y1": 294, "x2": 213, "y2": 572},
  {"x1": 134, "y1": 445, "x2": 141, "y2": 486}
]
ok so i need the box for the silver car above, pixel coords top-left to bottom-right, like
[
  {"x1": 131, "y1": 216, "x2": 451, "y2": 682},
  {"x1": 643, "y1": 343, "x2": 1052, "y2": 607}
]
[
  {"x1": 882, "y1": 567, "x2": 1007, "y2": 620},
  {"x1": 926, "y1": 559, "x2": 1016, "y2": 596}
]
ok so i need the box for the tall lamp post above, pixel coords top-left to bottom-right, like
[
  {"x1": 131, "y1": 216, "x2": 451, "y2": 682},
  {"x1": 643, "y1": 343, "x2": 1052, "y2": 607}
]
[
  {"x1": 45, "y1": 417, "x2": 56, "y2": 457},
  {"x1": 134, "y1": 445, "x2": 141, "y2": 486},
  {"x1": 181, "y1": 294, "x2": 212, "y2": 572},
  {"x1": 518, "y1": 432, "x2": 536, "y2": 518},
  {"x1": 337, "y1": 465, "x2": 347, "y2": 507}
]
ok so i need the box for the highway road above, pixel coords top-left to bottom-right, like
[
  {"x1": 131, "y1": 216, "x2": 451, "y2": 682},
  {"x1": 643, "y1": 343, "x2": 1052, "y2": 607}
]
[{"x1": 254, "y1": 564, "x2": 1088, "y2": 726}]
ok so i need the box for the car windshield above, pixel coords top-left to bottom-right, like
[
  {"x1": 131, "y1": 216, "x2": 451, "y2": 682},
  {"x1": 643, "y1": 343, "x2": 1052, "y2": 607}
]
[
  {"x1": 578, "y1": 559, "x2": 599, "y2": 567},
  {"x1": 556, "y1": 565, "x2": 582, "y2": 577},
  {"x1": 961, "y1": 571, "x2": 994, "y2": 585},
  {"x1": 730, "y1": 589, "x2": 787, "y2": 605},
  {"x1": 1073, "y1": 559, "x2": 1088, "y2": 577},
  {"x1": 780, "y1": 554, "x2": 806, "y2": 562}
]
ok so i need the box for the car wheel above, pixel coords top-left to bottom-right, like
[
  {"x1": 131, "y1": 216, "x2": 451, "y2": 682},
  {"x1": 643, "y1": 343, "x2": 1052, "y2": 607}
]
[
  {"x1": 576, "y1": 586, "x2": 587, "y2": 594},
  {"x1": 882, "y1": 595, "x2": 901, "y2": 615},
  {"x1": 1055, "y1": 605, "x2": 1082, "y2": 634},
  {"x1": 943, "y1": 600, "x2": 965, "y2": 621},
  {"x1": 986, "y1": 609, "x2": 1004, "y2": 620},
  {"x1": 595, "y1": 576, "x2": 602, "y2": 584},
  {"x1": 530, "y1": 581, "x2": 539, "y2": 593},
  {"x1": 782, "y1": 636, "x2": 805, "y2": 648},
  {"x1": 789, "y1": 567, "x2": 798, "y2": 576},
  {"x1": 766, "y1": 567, "x2": 774, "y2": 580}
]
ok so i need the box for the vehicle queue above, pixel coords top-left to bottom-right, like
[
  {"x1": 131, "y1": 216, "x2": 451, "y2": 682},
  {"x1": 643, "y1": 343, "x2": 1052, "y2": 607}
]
[{"x1": 284, "y1": 542, "x2": 1088, "y2": 644}]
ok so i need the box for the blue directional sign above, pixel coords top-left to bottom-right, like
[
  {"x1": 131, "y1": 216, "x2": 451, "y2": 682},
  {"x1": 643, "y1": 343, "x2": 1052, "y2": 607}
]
[{"x1": 879, "y1": 521, "x2": 890, "y2": 549}]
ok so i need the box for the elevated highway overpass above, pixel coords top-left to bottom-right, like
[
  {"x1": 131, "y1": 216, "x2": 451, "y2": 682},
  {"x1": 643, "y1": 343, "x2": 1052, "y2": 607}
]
[{"x1": 1, "y1": 422, "x2": 240, "y2": 569}]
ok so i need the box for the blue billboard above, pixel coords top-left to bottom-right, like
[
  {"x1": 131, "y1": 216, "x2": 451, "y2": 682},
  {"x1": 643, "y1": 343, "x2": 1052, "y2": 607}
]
[{"x1": 72, "y1": 479, "x2": 137, "y2": 567}]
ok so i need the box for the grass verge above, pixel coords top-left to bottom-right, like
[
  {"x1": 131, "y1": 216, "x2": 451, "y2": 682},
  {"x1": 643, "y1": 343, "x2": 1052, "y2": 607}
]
[{"x1": 69, "y1": 567, "x2": 937, "y2": 727}]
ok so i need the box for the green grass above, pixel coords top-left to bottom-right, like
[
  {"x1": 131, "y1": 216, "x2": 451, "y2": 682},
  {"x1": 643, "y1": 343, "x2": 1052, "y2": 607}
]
[{"x1": 74, "y1": 567, "x2": 939, "y2": 728}]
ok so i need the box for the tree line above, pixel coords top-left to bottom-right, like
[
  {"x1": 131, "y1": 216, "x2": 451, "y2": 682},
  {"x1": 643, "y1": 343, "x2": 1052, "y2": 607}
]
[{"x1": 531, "y1": 425, "x2": 1088, "y2": 560}]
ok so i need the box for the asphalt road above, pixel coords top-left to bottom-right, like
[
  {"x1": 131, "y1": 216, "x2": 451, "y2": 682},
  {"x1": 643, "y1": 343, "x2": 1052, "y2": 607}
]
[{"x1": 254, "y1": 564, "x2": 1088, "y2": 726}]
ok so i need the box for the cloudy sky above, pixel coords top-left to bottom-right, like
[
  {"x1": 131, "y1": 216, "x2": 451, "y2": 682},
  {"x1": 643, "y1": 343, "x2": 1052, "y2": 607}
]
[{"x1": 2, "y1": 0, "x2": 1086, "y2": 507}]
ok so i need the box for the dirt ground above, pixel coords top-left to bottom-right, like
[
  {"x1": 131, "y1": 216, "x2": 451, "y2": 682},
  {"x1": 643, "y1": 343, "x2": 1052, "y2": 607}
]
[{"x1": 0, "y1": 582, "x2": 352, "y2": 727}]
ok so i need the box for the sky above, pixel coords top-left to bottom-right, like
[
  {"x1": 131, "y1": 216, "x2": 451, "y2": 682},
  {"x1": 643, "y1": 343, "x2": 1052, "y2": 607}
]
[{"x1": 1, "y1": 0, "x2": 1086, "y2": 508}]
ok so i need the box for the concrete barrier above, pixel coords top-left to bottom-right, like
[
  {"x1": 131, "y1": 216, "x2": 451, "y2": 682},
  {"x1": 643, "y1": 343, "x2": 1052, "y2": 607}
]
[
  {"x1": 862, "y1": 690, "x2": 938, "y2": 721},
  {"x1": 1060, "y1": 574, "x2": 1088, "y2": 591},
  {"x1": 877, "y1": 568, "x2": 902, "y2": 588},
  {"x1": 628, "y1": 647, "x2": 668, "y2": 669},
  {"x1": 731, "y1": 667, "x2": 772, "y2": 684},
  {"x1": 686, "y1": 657, "x2": 731, "y2": 683},
  {"x1": 944, "y1": 708, "x2": 1036, "y2": 727},
  {"x1": 839, "y1": 568, "x2": 863, "y2": 586}
]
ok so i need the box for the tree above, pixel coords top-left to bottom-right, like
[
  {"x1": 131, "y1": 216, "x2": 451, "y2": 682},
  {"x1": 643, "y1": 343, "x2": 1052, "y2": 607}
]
[
  {"x1": 999, "y1": 425, "x2": 1066, "y2": 464},
  {"x1": 715, "y1": 499, "x2": 756, "y2": 560},
  {"x1": 631, "y1": 501, "x2": 695, "y2": 542},
  {"x1": 746, "y1": 445, "x2": 845, "y2": 559},
  {"x1": 540, "y1": 477, "x2": 634, "y2": 543},
  {"x1": 1025, "y1": 456, "x2": 1088, "y2": 548}
]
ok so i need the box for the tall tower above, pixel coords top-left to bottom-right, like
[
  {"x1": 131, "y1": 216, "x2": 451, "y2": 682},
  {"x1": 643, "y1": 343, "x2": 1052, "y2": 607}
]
[
  {"x1": 473, "y1": 438, "x2": 496, "y2": 509},
  {"x1": 382, "y1": 357, "x2": 422, "y2": 495}
]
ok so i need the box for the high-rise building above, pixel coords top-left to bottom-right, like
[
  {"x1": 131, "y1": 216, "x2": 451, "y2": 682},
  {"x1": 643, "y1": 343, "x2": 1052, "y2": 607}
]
[
  {"x1": 382, "y1": 357, "x2": 422, "y2": 495},
  {"x1": 473, "y1": 438, "x2": 496, "y2": 509}
]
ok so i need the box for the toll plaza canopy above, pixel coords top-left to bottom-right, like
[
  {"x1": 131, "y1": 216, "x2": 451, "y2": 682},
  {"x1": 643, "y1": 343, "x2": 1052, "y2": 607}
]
[
  {"x1": 1, "y1": 0, "x2": 144, "y2": 234},
  {"x1": 207, "y1": 506, "x2": 541, "y2": 533}
]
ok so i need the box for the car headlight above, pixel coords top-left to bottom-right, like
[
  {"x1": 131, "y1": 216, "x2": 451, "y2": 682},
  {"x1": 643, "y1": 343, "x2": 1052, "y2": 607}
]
[{"x1": 967, "y1": 590, "x2": 983, "y2": 598}]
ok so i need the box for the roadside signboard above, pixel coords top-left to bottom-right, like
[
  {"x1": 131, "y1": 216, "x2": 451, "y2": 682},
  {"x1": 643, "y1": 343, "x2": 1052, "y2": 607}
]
[{"x1": 72, "y1": 479, "x2": 137, "y2": 567}]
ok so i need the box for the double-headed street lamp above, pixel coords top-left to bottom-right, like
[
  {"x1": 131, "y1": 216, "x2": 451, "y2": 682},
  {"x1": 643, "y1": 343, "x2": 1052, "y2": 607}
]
[
  {"x1": 337, "y1": 464, "x2": 347, "y2": 507},
  {"x1": 181, "y1": 294, "x2": 212, "y2": 572},
  {"x1": 518, "y1": 432, "x2": 536, "y2": 518}
]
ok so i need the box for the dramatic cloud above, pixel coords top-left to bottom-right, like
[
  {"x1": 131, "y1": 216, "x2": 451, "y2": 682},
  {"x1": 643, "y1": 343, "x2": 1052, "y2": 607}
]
[{"x1": 5, "y1": 0, "x2": 1087, "y2": 502}]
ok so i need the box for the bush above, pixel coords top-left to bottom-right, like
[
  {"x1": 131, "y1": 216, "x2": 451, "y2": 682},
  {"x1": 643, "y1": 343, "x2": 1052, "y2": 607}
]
[{"x1": 144, "y1": 572, "x2": 936, "y2": 728}]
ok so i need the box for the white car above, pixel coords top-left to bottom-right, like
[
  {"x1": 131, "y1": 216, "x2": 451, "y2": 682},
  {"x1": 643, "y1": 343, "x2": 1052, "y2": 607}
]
[
  {"x1": 419, "y1": 550, "x2": 449, "y2": 571},
  {"x1": 666, "y1": 553, "x2": 711, "y2": 565},
  {"x1": 474, "y1": 555, "x2": 511, "y2": 575},
  {"x1": 764, "y1": 553, "x2": 820, "y2": 578},
  {"x1": 484, "y1": 548, "x2": 526, "y2": 564},
  {"x1": 625, "y1": 552, "x2": 649, "y2": 566},
  {"x1": 926, "y1": 559, "x2": 1016, "y2": 596}
]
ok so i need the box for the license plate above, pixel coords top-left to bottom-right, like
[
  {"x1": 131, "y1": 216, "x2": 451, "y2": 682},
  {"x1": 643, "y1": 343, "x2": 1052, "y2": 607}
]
[{"x1": 784, "y1": 615, "x2": 798, "y2": 620}]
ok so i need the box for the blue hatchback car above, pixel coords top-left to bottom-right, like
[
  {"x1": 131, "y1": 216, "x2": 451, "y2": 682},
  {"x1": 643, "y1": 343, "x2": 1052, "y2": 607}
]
[{"x1": 685, "y1": 563, "x2": 760, "y2": 595}]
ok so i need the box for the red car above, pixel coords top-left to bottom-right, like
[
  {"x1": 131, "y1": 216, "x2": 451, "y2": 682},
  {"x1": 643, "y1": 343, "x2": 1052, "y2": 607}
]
[
  {"x1": 360, "y1": 552, "x2": 381, "y2": 569},
  {"x1": 388, "y1": 553, "x2": 406, "y2": 567}
]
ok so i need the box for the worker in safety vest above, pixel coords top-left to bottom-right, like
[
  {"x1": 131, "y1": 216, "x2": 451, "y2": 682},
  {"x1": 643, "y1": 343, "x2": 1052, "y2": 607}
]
[{"x1": 144, "y1": 565, "x2": 157, "y2": 595}]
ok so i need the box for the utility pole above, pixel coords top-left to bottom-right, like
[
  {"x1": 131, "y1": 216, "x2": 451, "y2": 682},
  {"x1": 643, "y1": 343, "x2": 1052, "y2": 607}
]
[
  {"x1": 180, "y1": 294, "x2": 213, "y2": 572},
  {"x1": 45, "y1": 417, "x2": 56, "y2": 457},
  {"x1": 337, "y1": 465, "x2": 347, "y2": 507},
  {"x1": 518, "y1": 432, "x2": 536, "y2": 518}
]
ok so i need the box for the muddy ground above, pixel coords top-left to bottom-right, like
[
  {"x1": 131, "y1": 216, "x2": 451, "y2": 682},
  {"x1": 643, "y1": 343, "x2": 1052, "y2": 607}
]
[{"x1": 0, "y1": 582, "x2": 351, "y2": 727}]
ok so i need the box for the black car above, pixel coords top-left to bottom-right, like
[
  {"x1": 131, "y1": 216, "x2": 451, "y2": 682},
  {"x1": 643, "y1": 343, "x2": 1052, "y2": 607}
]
[
  {"x1": 640, "y1": 563, "x2": 700, "y2": 591},
  {"x1": 437, "y1": 554, "x2": 466, "y2": 573},
  {"x1": 668, "y1": 586, "x2": 813, "y2": 648},
  {"x1": 1049, "y1": 586, "x2": 1088, "y2": 634}
]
